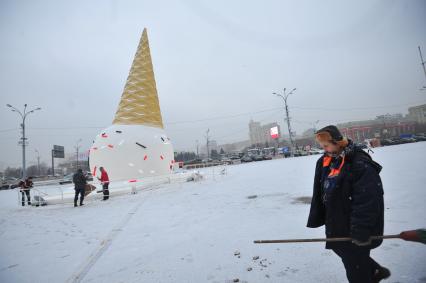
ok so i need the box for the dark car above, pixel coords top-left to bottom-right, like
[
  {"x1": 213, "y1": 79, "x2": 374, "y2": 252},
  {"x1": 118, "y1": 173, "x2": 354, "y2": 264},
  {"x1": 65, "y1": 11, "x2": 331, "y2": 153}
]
[
  {"x1": 1, "y1": 180, "x2": 11, "y2": 190},
  {"x1": 240, "y1": 155, "x2": 253, "y2": 163},
  {"x1": 390, "y1": 138, "x2": 406, "y2": 145},
  {"x1": 1, "y1": 177, "x2": 20, "y2": 190},
  {"x1": 184, "y1": 158, "x2": 203, "y2": 165},
  {"x1": 263, "y1": 155, "x2": 273, "y2": 160},
  {"x1": 59, "y1": 174, "x2": 73, "y2": 185},
  {"x1": 230, "y1": 154, "x2": 241, "y2": 160},
  {"x1": 10, "y1": 182, "x2": 20, "y2": 189},
  {"x1": 400, "y1": 138, "x2": 416, "y2": 144},
  {"x1": 282, "y1": 151, "x2": 291, "y2": 158},
  {"x1": 252, "y1": 154, "x2": 264, "y2": 161},
  {"x1": 85, "y1": 172, "x2": 94, "y2": 181},
  {"x1": 380, "y1": 139, "x2": 394, "y2": 146},
  {"x1": 294, "y1": 150, "x2": 308, "y2": 157},
  {"x1": 413, "y1": 135, "x2": 426, "y2": 142},
  {"x1": 220, "y1": 158, "x2": 233, "y2": 165}
]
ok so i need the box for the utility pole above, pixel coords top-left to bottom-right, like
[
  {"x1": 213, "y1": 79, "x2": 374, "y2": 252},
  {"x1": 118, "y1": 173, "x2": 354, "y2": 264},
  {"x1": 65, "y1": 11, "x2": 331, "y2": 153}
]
[
  {"x1": 51, "y1": 150, "x2": 55, "y2": 176},
  {"x1": 418, "y1": 46, "x2": 426, "y2": 90},
  {"x1": 6, "y1": 104, "x2": 41, "y2": 179},
  {"x1": 205, "y1": 129, "x2": 210, "y2": 159},
  {"x1": 312, "y1": 120, "x2": 320, "y2": 133},
  {"x1": 312, "y1": 120, "x2": 320, "y2": 148},
  {"x1": 196, "y1": 140, "x2": 199, "y2": 158},
  {"x1": 273, "y1": 88, "x2": 297, "y2": 157},
  {"x1": 75, "y1": 138, "x2": 82, "y2": 169},
  {"x1": 35, "y1": 149, "x2": 41, "y2": 176}
]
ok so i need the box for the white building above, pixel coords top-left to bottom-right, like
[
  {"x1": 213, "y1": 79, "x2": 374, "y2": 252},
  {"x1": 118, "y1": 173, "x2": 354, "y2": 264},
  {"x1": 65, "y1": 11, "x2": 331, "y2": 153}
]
[
  {"x1": 408, "y1": 104, "x2": 426, "y2": 124},
  {"x1": 248, "y1": 120, "x2": 281, "y2": 146}
]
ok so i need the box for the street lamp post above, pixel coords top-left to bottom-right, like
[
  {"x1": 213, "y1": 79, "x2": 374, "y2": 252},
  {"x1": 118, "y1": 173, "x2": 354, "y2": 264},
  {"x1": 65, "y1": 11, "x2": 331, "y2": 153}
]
[
  {"x1": 312, "y1": 120, "x2": 320, "y2": 148},
  {"x1": 273, "y1": 88, "x2": 297, "y2": 157},
  {"x1": 6, "y1": 104, "x2": 41, "y2": 180},
  {"x1": 75, "y1": 138, "x2": 82, "y2": 169},
  {"x1": 312, "y1": 120, "x2": 320, "y2": 133},
  {"x1": 35, "y1": 149, "x2": 41, "y2": 176},
  {"x1": 205, "y1": 129, "x2": 210, "y2": 159}
]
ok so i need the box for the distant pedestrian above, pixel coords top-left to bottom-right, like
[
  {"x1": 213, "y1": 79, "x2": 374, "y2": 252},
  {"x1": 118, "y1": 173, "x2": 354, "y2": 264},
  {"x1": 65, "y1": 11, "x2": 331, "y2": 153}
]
[
  {"x1": 98, "y1": 167, "x2": 109, "y2": 200},
  {"x1": 19, "y1": 177, "x2": 33, "y2": 206},
  {"x1": 73, "y1": 169, "x2": 87, "y2": 207},
  {"x1": 367, "y1": 141, "x2": 375, "y2": 154}
]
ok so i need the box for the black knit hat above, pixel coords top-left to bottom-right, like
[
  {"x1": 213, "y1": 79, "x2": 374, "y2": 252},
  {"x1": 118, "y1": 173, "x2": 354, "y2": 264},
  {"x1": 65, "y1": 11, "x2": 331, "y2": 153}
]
[{"x1": 315, "y1": 125, "x2": 343, "y2": 141}]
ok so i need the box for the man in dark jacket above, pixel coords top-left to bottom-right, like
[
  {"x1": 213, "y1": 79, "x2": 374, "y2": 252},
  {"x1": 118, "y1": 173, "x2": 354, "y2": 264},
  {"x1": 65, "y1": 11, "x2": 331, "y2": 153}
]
[
  {"x1": 73, "y1": 169, "x2": 87, "y2": 207},
  {"x1": 307, "y1": 125, "x2": 390, "y2": 283},
  {"x1": 19, "y1": 177, "x2": 33, "y2": 206}
]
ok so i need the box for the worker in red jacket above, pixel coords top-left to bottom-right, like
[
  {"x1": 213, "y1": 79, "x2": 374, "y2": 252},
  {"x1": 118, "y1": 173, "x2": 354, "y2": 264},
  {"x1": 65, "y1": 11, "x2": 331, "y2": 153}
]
[{"x1": 98, "y1": 167, "x2": 109, "y2": 200}]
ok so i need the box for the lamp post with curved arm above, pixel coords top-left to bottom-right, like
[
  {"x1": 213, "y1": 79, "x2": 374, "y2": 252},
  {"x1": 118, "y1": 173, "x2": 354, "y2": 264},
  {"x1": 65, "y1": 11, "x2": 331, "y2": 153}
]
[
  {"x1": 273, "y1": 88, "x2": 296, "y2": 157},
  {"x1": 6, "y1": 104, "x2": 42, "y2": 179}
]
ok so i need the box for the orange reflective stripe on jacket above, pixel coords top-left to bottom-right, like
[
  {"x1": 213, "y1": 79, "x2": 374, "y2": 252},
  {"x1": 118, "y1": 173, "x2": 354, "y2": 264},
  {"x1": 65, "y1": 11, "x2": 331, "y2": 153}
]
[
  {"x1": 329, "y1": 156, "x2": 345, "y2": 177},
  {"x1": 323, "y1": 156, "x2": 332, "y2": 167},
  {"x1": 322, "y1": 155, "x2": 345, "y2": 177}
]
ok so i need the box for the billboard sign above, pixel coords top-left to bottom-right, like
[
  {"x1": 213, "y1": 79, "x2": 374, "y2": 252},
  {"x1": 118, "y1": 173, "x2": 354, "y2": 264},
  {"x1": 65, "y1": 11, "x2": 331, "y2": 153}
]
[
  {"x1": 270, "y1": 126, "x2": 279, "y2": 139},
  {"x1": 53, "y1": 145, "x2": 65, "y2": 158}
]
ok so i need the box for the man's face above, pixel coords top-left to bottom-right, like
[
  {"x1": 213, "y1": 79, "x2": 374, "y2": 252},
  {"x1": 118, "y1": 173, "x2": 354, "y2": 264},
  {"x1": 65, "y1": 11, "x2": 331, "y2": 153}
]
[{"x1": 318, "y1": 140, "x2": 340, "y2": 155}]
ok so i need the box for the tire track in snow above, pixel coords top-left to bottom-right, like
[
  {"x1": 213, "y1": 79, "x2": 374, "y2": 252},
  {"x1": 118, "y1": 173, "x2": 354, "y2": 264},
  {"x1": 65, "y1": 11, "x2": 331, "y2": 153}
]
[{"x1": 66, "y1": 191, "x2": 152, "y2": 283}]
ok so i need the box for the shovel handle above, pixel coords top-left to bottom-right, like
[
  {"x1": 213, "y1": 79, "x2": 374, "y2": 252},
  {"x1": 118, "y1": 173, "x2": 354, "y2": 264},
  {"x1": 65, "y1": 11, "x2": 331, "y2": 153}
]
[{"x1": 254, "y1": 234, "x2": 401, "y2": 244}]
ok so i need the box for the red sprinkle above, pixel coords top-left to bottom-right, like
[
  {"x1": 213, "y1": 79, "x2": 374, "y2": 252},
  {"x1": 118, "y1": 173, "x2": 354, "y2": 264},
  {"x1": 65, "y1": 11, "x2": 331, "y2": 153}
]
[
  {"x1": 101, "y1": 133, "x2": 108, "y2": 138},
  {"x1": 144, "y1": 155, "x2": 148, "y2": 160},
  {"x1": 108, "y1": 144, "x2": 114, "y2": 148},
  {"x1": 160, "y1": 155, "x2": 164, "y2": 160}
]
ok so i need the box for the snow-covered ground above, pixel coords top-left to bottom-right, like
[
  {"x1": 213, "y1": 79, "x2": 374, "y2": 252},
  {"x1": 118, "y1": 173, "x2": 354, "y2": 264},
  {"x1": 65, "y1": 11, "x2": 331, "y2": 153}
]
[{"x1": 1, "y1": 142, "x2": 425, "y2": 283}]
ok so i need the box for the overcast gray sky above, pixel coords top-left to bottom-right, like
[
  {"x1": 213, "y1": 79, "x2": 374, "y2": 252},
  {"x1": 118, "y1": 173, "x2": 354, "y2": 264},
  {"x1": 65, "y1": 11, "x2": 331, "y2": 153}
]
[{"x1": 1, "y1": 0, "x2": 426, "y2": 170}]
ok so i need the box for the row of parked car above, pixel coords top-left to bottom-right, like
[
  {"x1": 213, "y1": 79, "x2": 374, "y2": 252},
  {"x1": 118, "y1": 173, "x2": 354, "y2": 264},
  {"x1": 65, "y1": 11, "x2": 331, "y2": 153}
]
[
  {"x1": 240, "y1": 154, "x2": 273, "y2": 163},
  {"x1": 0, "y1": 177, "x2": 20, "y2": 190},
  {"x1": 0, "y1": 171, "x2": 95, "y2": 190},
  {"x1": 59, "y1": 172, "x2": 93, "y2": 185},
  {"x1": 182, "y1": 147, "x2": 325, "y2": 166},
  {"x1": 380, "y1": 134, "x2": 426, "y2": 146}
]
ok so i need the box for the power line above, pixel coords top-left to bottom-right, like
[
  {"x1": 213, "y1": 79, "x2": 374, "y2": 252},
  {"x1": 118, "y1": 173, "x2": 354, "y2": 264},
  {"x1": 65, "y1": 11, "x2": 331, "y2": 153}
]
[
  {"x1": 30, "y1": 126, "x2": 105, "y2": 130},
  {"x1": 292, "y1": 100, "x2": 426, "y2": 111},
  {"x1": 0, "y1": 128, "x2": 18, "y2": 133},
  {"x1": 164, "y1": 107, "x2": 283, "y2": 125}
]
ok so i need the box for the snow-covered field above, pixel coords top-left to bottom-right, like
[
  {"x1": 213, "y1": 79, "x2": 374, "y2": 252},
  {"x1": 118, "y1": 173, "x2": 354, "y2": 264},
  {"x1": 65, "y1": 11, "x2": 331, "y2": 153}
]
[{"x1": 1, "y1": 142, "x2": 425, "y2": 283}]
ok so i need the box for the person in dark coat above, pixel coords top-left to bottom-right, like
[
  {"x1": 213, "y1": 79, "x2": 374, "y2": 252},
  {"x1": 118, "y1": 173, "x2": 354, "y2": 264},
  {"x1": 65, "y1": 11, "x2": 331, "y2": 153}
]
[
  {"x1": 19, "y1": 177, "x2": 33, "y2": 206},
  {"x1": 73, "y1": 169, "x2": 87, "y2": 207},
  {"x1": 307, "y1": 125, "x2": 390, "y2": 283}
]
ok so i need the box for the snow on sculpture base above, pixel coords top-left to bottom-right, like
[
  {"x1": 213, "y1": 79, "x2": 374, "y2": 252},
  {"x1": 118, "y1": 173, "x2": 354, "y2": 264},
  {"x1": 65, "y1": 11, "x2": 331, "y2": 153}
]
[{"x1": 89, "y1": 124, "x2": 175, "y2": 182}]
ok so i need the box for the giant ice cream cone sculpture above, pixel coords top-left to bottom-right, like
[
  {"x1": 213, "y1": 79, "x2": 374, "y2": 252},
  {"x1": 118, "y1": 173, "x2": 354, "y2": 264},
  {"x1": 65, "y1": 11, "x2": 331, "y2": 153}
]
[{"x1": 89, "y1": 28, "x2": 174, "y2": 181}]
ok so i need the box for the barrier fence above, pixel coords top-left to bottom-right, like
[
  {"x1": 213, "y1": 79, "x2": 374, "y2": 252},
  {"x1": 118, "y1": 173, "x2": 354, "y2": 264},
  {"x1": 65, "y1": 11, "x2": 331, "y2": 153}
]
[{"x1": 17, "y1": 166, "x2": 228, "y2": 207}]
